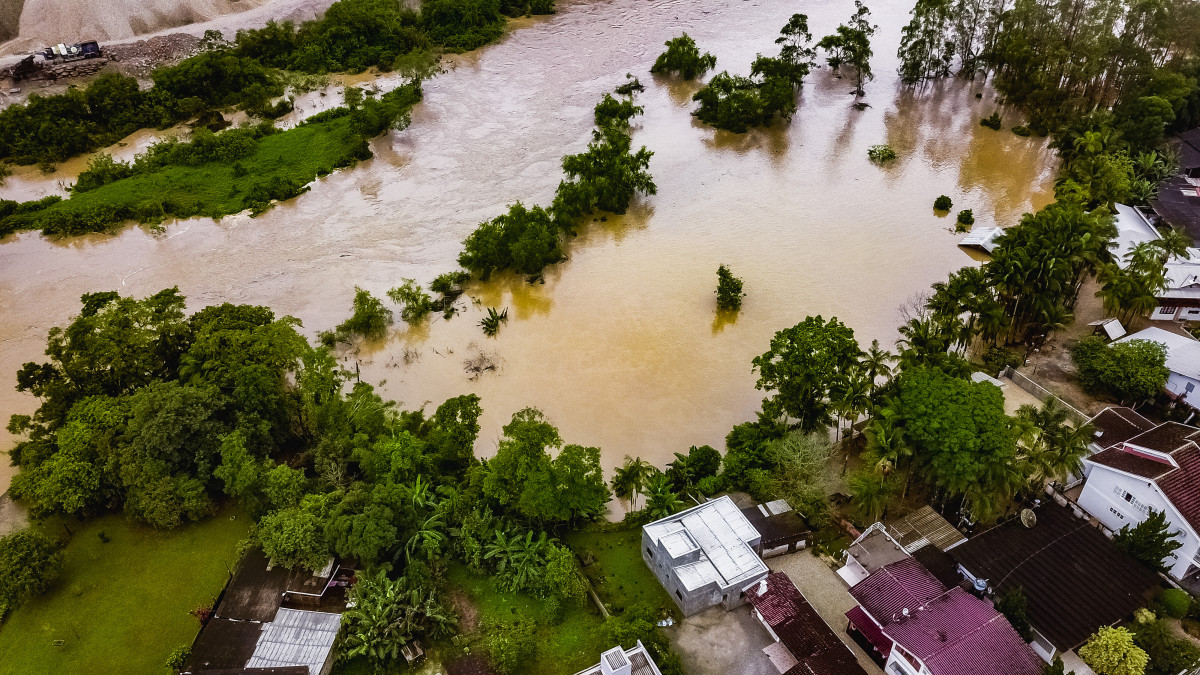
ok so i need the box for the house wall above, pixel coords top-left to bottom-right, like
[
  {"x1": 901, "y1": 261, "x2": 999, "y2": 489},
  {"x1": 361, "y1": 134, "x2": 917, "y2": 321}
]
[
  {"x1": 640, "y1": 530, "x2": 763, "y2": 616},
  {"x1": 1077, "y1": 466, "x2": 1200, "y2": 579},
  {"x1": 1167, "y1": 371, "x2": 1200, "y2": 405},
  {"x1": 883, "y1": 647, "x2": 930, "y2": 675}
]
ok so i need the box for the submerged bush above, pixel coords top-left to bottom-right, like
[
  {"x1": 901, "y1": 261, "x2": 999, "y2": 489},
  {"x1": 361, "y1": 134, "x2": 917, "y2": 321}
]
[
  {"x1": 957, "y1": 209, "x2": 975, "y2": 226},
  {"x1": 867, "y1": 144, "x2": 897, "y2": 163},
  {"x1": 933, "y1": 195, "x2": 953, "y2": 211},
  {"x1": 1012, "y1": 125, "x2": 1032, "y2": 137},
  {"x1": 716, "y1": 264, "x2": 745, "y2": 311},
  {"x1": 980, "y1": 112, "x2": 1002, "y2": 130},
  {"x1": 459, "y1": 202, "x2": 564, "y2": 279},
  {"x1": 651, "y1": 33, "x2": 717, "y2": 80},
  {"x1": 336, "y1": 287, "x2": 394, "y2": 340}
]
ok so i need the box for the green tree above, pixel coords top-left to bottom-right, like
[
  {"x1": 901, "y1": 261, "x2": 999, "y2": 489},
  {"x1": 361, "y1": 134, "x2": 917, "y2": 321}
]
[
  {"x1": 994, "y1": 586, "x2": 1033, "y2": 641},
  {"x1": 0, "y1": 529, "x2": 64, "y2": 616},
  {"x1": 751, "y1": 315, "x2": 864, "y2": 432},
  {"x1": 458, "y1": 202, "x2": 563, "y2": 279},
  {"x1": 1079, "y1": 626, "x2": 1149, "y2": 675},
  {"x1": 612, "y1": 455, "x2": 655, "y2": 510},
  {"x1": 715, "y1": 264, "x2": 745, "y2": 311},
  {"x1": 553, "y1": 124, "x2": 656, "y2": 219},
  {"x1": 258, "y1": 499, "x2": 331, "y2": 571},
  {"x1": 1072, "y1": 337, "x2": 1169, "y2": 405},
  {"x1": 485, "y1": 618, "x2": 537, "y2": 674},
  {"x1": 1015, "y1": 399, "x2": 1093, "y2": 483},
  {"x1": 644, "y1": 472, "x2": 685, "y2": 519},
  {"x1": 341, "y1": 569, "x2": 456, "y2": 668},
  {"x1": 335, "y1": 286, "x2": 393, "y2": 340},
  {"x1": 1114, "y1": 509, "x2": 1183, "y2": 573},
  {"x1": 650, "y1": 33, "x2": 717, "y2": 79},
  {"x1": 847, "y1": 468, "x2": 895, "y2": 523},
  {"x1": 818, "y1": 1, "x2": 876, "y2": 96},
  {"x1": 387, "y1": 279, "x2": 434, "y2": 323}
]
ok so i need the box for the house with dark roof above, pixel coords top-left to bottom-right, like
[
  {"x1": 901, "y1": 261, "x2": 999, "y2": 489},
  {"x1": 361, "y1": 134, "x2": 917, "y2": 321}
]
[
  {"x1": 844, "y1": 557, "x2": 1042, "y2": 675},
  {"x1": 1078, "y1": 414, "x2": 1200, "y2": 580},
  {"x1": 745, "y1": 572, "x2": 869, "y2": 675},
  {"x1": 949, "y1": 500, "x2": 1160, "y2": 662}
]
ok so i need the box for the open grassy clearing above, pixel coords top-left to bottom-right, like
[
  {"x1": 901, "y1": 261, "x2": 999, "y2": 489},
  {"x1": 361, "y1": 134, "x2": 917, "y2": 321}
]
[
  {"x1": 0, "y1": 505, "x2": 250, "y2": 675},
  {"x1": 566, "y1": 527, "x2": 679, "y2": 619}
]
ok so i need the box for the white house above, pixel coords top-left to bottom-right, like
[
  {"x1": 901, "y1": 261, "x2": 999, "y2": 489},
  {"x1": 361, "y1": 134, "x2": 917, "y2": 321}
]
[
  {"x1": 1111, "y1": 327, "x2": 1200, "y2": 410},
  {"x1": 1078, "y1": 416, "x2": 1200, "y2": 580}
]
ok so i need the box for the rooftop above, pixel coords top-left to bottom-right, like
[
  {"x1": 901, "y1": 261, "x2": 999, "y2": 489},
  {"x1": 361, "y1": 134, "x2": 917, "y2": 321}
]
[
  {"x1": 746, "y1": 572, "x2": 868, "y2": 675},
  {"x1": 885, "y1": 506, "x2": 966, "y2": 553},
  {"x1": 1112, "y1": 203, "x2": 1162, "y2": 264},
  {"x1": 245, "y1": 608, "x2": 341, "y2": 673},
  {"x1": 1113, "y1": 327, "x2": 1200, "y2": 381},
  {"x1": 213, "y1": 549, "x2": 350, "y2": 622},
  {"x1": 958, "y1": 226, "x2": 1003, "y2": 253},
  {"x1": 1088, "y1": 419, "x2": 1200, "y2": 533},
  {"x1": 572, "y1": 641, "x2": 663, "y2": 675},
  {"x1": 849, "y1": 562, "x2": 1042, "y2": 675},
  {"x1": 739, "y1": 501, "x2": 810, "y2": 550},
  {"x1": 1089, "y1": 407, "x2": 1156, "y2": 449},
  {"x1": 844, "y1": 527, "x2": 910, "y2": 577},
  {"x1": 643, "y1": 495, "x2": 767, "y2": 590},
  {"x1": 949, "y1": 501, "x2": 1160, "y2": 650}
]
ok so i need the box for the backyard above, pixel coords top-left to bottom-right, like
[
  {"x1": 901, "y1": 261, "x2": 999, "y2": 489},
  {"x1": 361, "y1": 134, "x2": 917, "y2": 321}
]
[
  {"x1": 566, "y1": 526, "x2": 679, "y2": 619},
  {"x1": 0, "y1": 505, "x2": 250, "y2": 675}
]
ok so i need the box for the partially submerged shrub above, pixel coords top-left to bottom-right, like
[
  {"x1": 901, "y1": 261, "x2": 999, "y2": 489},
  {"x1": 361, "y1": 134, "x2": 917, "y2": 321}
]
[
  {"x1": 957, "y1": 209, "x2": 975, "y2": 226},
  {"x1": 867, "y1": 144, "x2": 897, "y2": 163},
  {"x1": 980, "y1": 112, "x2": 1002, "y2": 130},
  {"x1": 1012, "y1": 125, "x2": 1031, "y2": 137},
  {"x1": 715, "y1": 264, "x2": 745, "y2": 311},
  {"x1": 933, "y1": 195, "x2": 952, "y2": 211}
]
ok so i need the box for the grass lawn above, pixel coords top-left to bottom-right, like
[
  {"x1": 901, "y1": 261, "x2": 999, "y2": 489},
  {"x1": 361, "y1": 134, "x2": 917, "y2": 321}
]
[
  {"x1": 565, "y1": 527, "x2": 679, "y2": 620},
  {"x1": 0, "y1": 505, "x2": 250, "y2": 675}
]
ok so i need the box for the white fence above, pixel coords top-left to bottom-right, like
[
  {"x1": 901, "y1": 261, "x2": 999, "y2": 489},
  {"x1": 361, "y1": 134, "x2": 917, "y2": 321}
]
[{"x1": 999, "y1": 366, "x2": 1089, "y2": 426}]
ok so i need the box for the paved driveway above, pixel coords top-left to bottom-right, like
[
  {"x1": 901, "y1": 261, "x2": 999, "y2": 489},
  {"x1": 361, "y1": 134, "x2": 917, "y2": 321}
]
[
  {"x1": 767, "y1": 551, "x2": 885, "y2": 675},
  {"x1": 667, "y1": 604, "x2": 779, "y2": 675}
]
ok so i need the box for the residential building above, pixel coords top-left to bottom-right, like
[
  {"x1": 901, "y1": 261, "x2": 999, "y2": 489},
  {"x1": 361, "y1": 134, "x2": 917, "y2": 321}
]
[
  {"x1": 845, "y1": 557, "x2": 1042, "y2": 675},
  {"x1": 641, "y1": 495, "x2": 768, "y2": 616},
  {"x1": 949, "y1": 501, "x2": 1160, "y2": 661},
  {"x1": 1111, "y1": 327, "x2": 1200, "y2": 409},
  {"x1": 838, "y1": 510, "x2": 964, "y2": 589},
  {"x1": 573, "y1": 641, "x2": 662, "y2": 675},
  {"x1": 746, "y1": 571, "x2": 869, "y2": 675},
  {"x1": 245, "y1": 607, "x2": 342, "y2": 674},
  {"x1": 1078, "y1": 416, "x2": 1200, "y2": 579},
  {"x1": 738, "y1": 499, "x2": 810, "y2": 558}
]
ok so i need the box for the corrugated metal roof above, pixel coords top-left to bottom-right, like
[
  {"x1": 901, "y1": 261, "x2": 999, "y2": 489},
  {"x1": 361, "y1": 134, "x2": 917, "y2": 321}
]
[
  {"x1": 245, "y1": 608, "x2": 341, "y2": 674},
  {"x1": 660, "y1": 530, "x2": 698, "y2": 558},
  {"x1": 886, "y1": 506, "x2": 966, "y2": 553},
  {"x1": 849, "y1": 558, "x2": 944, "y2": 622},
  {"x1": 572, "y1": 642, "x2": 663, "y2": 675},
  {"x1": 643, "y1": 496, "x2": 766, "y2": 590},
  {"x1": 959, "y1": 227, "x2": 1003, "y2": 253}
]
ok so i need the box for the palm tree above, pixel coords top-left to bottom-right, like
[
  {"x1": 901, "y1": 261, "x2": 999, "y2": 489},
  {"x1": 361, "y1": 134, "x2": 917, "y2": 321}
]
[
  {"x1": 861, "y1": 339, "x2": 894, "y2": 395},
  {"x1": 1037, "y1": 304, "x2": 1074, "y2": 342},
  {"x1": 835, "y1": 375, "x2": 872, "y2": 441},
  {"x1": 865, "y1": 412, "x2": 914, "y2": 497},
  {"x1": 611, "y1": 456, "x2": 655, "y2": 511},
  {"x1": 643, "y1": 473, "x2": 684, "y2": 519},
  {"x1": 847, "y1": 469, "x2": 894, "y2": 524},
  {"x1": 1153, "y1": 226, "x2": 1193, "y2": 261}
]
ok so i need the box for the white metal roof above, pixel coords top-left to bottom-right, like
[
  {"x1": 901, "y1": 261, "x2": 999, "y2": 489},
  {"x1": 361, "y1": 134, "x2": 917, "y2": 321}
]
[
  {"x1": 958, "y1": 227, "x2": 1003, "y2": 253},
  {"x1": 1113, "y1": 327, "x2": 1200, "y2": 381},
  {"x1": 245, "y1": 607, "x2": 341, "y2": 674},
  {"x1": 1112, "y1": 203, "x2": 1161, "y2": 264},
  {"x1": 643, "y1": 495, "x2": 767, "y2": 590}
]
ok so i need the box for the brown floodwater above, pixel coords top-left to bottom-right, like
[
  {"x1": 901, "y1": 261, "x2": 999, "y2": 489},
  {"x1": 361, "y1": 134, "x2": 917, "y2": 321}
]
[{"x1": 0, "y1": 0, "x2": 1057, "y2": 497}]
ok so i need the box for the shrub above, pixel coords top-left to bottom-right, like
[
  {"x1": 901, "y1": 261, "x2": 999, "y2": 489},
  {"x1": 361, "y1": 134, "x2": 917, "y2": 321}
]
[
  {"x1": 715, "y1": 264, "x2": 745, "y2": 311},
  {"x1": 485, "y1": 618, "x2": 537, "y2": 674},
  {"x1": 957, "y1": 209, "x2": 975, "y2": 226},
  {"x1": 868, "y1": 144, "x2": 897, "y2": 163},
  {"x1": 615, "y1": 74, "x2": 645, "y2": 95},
  {"x1": 1079, "y1": 626, "x2": 1148, "y2": 675},
  {"x1": 1161, "y1": 588, "x2": 1192, "y2": 618},
  {"x1": 593, "y1": 94, "x2": 643, "y2": 128},
  {"x1": 165, "y1": 645, "x2": 191, "y2": 673},
  {"x1": 692, "y1": 72, "x2": 794, "y2": 133},
  {"x1": 650, "y1": 33, "x2": 717, "y2": 80},
  {"x1": 1072, "y1": 336, "x2": 1169, "y2": 404},
  {"x1": 980, "y1": 112, "x2": 1002, "y2": 130},
  {"x1": 458, "y1": 202, "x2": 563, "y2": 279},
  {"x1": 982, "y1": 346, "x2": 1022, "y2": 373},
  {"x1": 933, "y1": 195, "x2": 953, "y2": 211},
  {"x1": 995, "y1": 586, "x2": 1033, "y2": 641},
  {"x1": 0, "y1": 529, "x2": 65, "y2": 615},
  {"x1": 430, "y1": 270, "x2": 470, "y2": 296},
  {"x1": 336, "y1": 287, "x2": 394, "y2": 340},
  {"x1": 1012, "y1": 125, "x2": 1032, "y2": 137},
  {"x1": 1132, "y1": 617, "x2": 1200, "y2": 675},
  {"x1": 387, "y1": 278, "x2": 434, "y2": 323}
]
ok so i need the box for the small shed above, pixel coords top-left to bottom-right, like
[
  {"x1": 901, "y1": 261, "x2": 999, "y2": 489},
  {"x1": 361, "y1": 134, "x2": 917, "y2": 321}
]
[
  {"x1": 959, "y1": 226, "x2": 1003, "y2": 253},
  {"x1": 246, "y1": 607, "x2": 342, "y2": 675},
  {"x1": 1088, "y1": 317, "x2": 1126, "y2": 341}
]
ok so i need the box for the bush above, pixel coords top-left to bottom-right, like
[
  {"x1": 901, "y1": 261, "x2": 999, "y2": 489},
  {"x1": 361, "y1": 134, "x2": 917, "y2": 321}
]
[
  {"x1": 995, "y1": 586, "x2": 1033, "y2": 641},
  {"x1": 485, "y1": 618, "x2": 537, "y2": 674},
  {"x1": 553, "y1": 123, "x2": 655, "y2": 218},
  {"x1": 336, "y1": 286, "x2": 394, "y2": 340},
  {"x1": 1012, "y1": 125, "x2": 1032, "y2": 137},
  {"x1": 868, "y1": 144, "x2": 897, "y2": 163},
  {"x1": 933, "y1": 195, "x2": 953, "y2": 211},
  {"x1": 1133, "y1": 617, "x2": 1200, "y2": 675},
  {"x1": 593, "y1": 94, "x2": 643, "y2": 128},
  {"x1": 0, "y1": 529, "x2": 64, "y2": 616},
  {"x1": 982, "y1": 346, "x2": 1022, "y2": 373},
  {"x1": 1161, "y1": 588, "x2": 1192, "y2": 618},
  {"x1": 458, "y1": 202, "x2": 563, "y2": 279},
  {"x1": 387, "y1": 279, "x2": 434, "y2": 323},
  {"x1": 692, "y1": 72, "x2": 794, "y2": 133},
  {"x1": 957, "y1": 209, "x2": 975, "y2": 226},
  {"x1": 1072, "y1": 336, "x2": 1169, "y2": 404},
  {"x1": 650, "y1": 33, "x2": 717, "y2": 80},
  {"x1": 165, "y1": 645, "x2": 191, "y2": 673},
  {"x1": 981, "y1": 112, "x2": 1002, "y2": 130},
  {"x1": 696, "y1": 474, "x2": 725, "y2": 496},
  {"x1": 715, "y1": 264, "x2": 745, "y2": 311}
]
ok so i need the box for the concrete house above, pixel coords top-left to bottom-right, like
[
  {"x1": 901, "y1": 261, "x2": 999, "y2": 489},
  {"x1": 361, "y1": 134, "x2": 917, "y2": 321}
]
[
  {"x1": 641, "y1": 495, "x2": 768, "y2": 616},
  {"x1": 1078, "y1": 416, "x2": 1200, "y2": 580}
]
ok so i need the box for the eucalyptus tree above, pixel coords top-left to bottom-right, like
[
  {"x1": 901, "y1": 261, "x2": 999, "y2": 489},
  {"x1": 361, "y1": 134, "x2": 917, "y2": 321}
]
[
  {"x1": 897, "y1": 0, "x2": 954, "y2": 83},
  {"x1": 818, "y1": 1, "x2": 877, "y2": 96}
]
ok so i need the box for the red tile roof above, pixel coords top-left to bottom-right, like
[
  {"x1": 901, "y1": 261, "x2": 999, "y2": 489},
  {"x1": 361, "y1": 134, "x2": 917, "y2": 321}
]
[
  {"x1": 1090, "y1": 407, "x2": 1155, "y2": 448},
  {"x1": 1089, "y1": 420, "x2": 1200, "y2": 532},
  {"x1": 848, "y1": 557, "x2": 944, "y2": 622},
  {"x1": 746, "y1": 572, "x2": 868, "y2": 675},
  {"x1": 850, "y1": 561, "x2": 1042, "y2": 675},
  {"x1": 846, "y1": 605, "x2": 892, "y2": 659}
]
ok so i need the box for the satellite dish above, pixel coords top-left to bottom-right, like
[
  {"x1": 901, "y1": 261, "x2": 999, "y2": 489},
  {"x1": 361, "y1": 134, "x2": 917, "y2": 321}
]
[{"x1": 1020, "y1": 509, "x2": 1037, "y2": 528}]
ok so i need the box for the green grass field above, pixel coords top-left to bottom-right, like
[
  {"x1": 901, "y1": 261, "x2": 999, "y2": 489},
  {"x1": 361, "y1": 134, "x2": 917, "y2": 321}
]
[
  {"x1": 443, "y1": 564, "x2": 609, "y2": 675},
  {"x1": 565, "y1": 527, "x2": 679, "y2": 619},
  {"x1": 0, "y1": 506, "x2": 250, "y2": 675}
]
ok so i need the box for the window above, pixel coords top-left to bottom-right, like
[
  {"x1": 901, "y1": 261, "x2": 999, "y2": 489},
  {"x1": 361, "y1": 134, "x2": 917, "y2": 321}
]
[
  {"x1": 1187, "y1": 382, "x2": 1196, "y2": 394},
  {"x1": 1124, "y1": 492, "x2": 1134, "y2": 503},
  {"x1": 676, "y1": 590, "x2": 683, "y2": 601},
  {"x1": 646, "y1": 547, "x2": 654, "y2": 558}
]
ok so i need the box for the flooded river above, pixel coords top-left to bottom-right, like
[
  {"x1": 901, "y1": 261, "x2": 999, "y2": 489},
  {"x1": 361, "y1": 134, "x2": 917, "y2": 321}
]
[{"x1": 0, "y1": 0, "x2": 1057, "y2": 495}]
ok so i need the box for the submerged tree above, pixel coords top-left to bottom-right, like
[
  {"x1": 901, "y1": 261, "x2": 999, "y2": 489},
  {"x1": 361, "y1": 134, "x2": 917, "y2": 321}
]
[
  {"x1": 751, "y1": 316, "x2": 864, "y2": 432},
  {"x1": 715, "y1": 264, "x2": 745, "y2": 311},
  {"x1": 818, "y1": 1, "x2": 876, "y2": 96},
  {"x1": 897, "y1": 0, "x2": 953, "y2": 83},
  {"x1": 650, "y1": 33, "x2": 717, "y2": 79}
]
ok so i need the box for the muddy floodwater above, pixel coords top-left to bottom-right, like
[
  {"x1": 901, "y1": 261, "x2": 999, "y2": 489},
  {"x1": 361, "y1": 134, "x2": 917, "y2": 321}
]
[{"x1": 0, "y1": 0, "x2": 1058, "y2": 495}]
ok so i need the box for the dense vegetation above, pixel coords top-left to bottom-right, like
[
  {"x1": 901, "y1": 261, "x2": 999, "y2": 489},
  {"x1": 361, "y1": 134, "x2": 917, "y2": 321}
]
[
  {"x1": 692, "y1": 14, "x2": 816, "y2": 132},
  {"x1": 0, "y1": 84, "x2": 420, "y2": 238},
  {"x1": 457, "y1": 89, "x2": 655, "y2": 279},
  {"x1": 3, "y1": 288, "x2": 678, "y2": 672}
]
